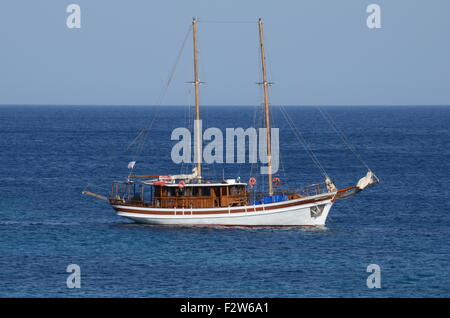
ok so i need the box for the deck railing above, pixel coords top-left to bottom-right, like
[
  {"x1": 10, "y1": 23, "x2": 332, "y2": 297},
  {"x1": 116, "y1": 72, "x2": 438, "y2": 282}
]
[
  {"x1": 110, "y1": 180, "x2": 331, "y2": 207},
  {"x1": 110, "y1": 181, "x2": 154, "y2": 205},
  {"x1": 248, "y1": 182, "x2": 330, "y2": 203}
]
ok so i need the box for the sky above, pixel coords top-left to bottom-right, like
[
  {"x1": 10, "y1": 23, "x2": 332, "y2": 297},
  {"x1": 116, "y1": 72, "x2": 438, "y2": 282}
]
[{"x1": 0, "y1": 0, "x2": 449, "y2": 106}]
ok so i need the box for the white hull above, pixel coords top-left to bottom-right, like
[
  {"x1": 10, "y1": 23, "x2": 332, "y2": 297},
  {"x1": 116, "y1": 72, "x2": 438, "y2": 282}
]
[{"x1": 112, "y1": 193, "x2": 335, "y2": 227}]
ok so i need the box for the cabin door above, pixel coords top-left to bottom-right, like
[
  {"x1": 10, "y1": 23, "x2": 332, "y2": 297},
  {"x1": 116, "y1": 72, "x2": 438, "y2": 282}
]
[{"x1": 212, "y1": 187, "x2": 220, "y2": 207}]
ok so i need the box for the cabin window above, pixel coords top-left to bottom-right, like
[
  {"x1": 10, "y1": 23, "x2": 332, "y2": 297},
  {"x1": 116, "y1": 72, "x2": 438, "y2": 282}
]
[
  {"x1": 221, "y1": 187, "x2": 227, "y2": 196},
  {"x1": 131, "y1": 193, "x2": 141, "y2": 201},
  {"x1": 202, "y1": 187, "x2": 211, "y2": 196},
  {"x1": 167, "y1": 187, "x2": 175, "y2": 197},
  {"x1": 154, "y1": 186, "x2": 161, "y2": 197},
  {"x1": 185, "y1": 187, "x2": 192, "y2": 196},
  {"x1": 192, "y1": 187, "x2": 200, "y2": 196}
]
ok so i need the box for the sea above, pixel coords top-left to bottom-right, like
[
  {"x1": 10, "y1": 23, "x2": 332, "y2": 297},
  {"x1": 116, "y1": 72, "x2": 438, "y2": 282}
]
[{"x1": 0, "y1": 105, "x2": 449, "y2": 297}]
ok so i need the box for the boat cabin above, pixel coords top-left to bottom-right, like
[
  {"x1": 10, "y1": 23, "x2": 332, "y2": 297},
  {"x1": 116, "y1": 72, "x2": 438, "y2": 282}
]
[{"x1": 110, "y1": 180, "x2": 249, "y2": 209}]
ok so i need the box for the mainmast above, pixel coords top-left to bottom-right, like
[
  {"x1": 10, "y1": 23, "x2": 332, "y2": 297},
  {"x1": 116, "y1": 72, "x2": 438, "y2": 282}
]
[
  {"x1": 258, "y1": 18, "x2": 273, "y2": 196},
  {"x1": 192, "y1": 17, "x2": 202, "y2": 182}
]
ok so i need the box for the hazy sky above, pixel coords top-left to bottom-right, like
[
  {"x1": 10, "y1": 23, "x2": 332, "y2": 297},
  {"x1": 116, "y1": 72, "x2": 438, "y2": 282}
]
[{"x1": 0, "y1": 0, "x2": 449, "y2": 106}]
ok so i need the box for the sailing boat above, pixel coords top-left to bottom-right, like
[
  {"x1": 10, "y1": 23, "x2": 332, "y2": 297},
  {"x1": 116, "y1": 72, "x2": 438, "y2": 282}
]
[{"x1": 83, "y1": 18, "x2": 379, "y2": 226}]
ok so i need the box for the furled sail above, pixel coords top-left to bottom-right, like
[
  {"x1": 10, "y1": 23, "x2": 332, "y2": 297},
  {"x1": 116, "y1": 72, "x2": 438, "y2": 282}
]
[
  {"x1": 325, "y1": 176, "x2": 337, "y2": 192},
  {"x1": 167, "y1": 167, "x2": 198, "y2": 181},
  {"x1": 146, "y1": 167, "x2": 199, "y2": 184},
  {"x1": 356, "y1": 170, "x2": 377, "y2": 190}
]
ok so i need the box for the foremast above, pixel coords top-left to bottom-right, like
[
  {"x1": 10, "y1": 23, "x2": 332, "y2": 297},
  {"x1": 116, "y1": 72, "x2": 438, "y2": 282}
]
[{"x1": 258, "y1": 18, "x2": 273, "y2": 196}]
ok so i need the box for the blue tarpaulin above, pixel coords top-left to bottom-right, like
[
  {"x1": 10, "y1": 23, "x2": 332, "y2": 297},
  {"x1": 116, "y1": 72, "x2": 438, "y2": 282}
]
[{"x1": 251, "y1": 195, "x2": 288, "y2": 205}]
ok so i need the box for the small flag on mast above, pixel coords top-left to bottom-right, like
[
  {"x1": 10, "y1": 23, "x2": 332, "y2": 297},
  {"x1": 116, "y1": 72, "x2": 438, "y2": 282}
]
[{"x1": 128, "y1": 161, "x2": 136, "y2": 170}]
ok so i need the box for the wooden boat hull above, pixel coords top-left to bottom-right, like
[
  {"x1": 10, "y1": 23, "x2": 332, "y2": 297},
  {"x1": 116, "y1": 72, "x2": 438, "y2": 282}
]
[{"x1": 111, "y1": 193, "x2": 335, "y2": 226}]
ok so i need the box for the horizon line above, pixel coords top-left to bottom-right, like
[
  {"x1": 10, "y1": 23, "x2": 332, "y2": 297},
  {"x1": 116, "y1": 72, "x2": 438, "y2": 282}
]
[{"x1": 1, "y1": 104, "x2": 450, "y2": 107}]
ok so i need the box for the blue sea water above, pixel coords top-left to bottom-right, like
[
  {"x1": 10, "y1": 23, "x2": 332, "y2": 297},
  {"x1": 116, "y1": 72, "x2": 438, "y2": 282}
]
[{"x1": 0, "y1": 105, "x2": 449, "y2": 297}]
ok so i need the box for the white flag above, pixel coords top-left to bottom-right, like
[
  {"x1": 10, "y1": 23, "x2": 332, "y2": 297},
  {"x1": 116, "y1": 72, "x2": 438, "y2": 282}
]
[{"x1": 128, "y1": 161, "x2": 136, "y2": 170}]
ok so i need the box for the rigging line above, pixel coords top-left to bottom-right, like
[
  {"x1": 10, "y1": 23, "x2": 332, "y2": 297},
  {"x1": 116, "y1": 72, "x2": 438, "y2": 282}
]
[
  {"x1": 285, "y1": 107, "x2": 328, "y2": 177},
  {"x1": 132, "y1": 107, "x2": 158, "y2": 158},
  {"x1": 252, "y1": 89, "x2": 265, "y2": 180},
  {"x1": 159, "y1": 24, "x2": 193, "y2": 104},
  {"x1": 260, "y1": 102, "x2": 268, "y2": 194},
  {"x1": 185, "y1": 88, "x2": 196, "y2": 175},
  {"x1": 126, "y1": 24, "x2": 193, "y2": 155},
  {"x1": 272, "y1": 107, "x2": 288, "y2": 181},
  {"x1": 269, "y1": 108, "x2": 289, "y2": 185},
  {"x1": 248, "y1": 32, "x2": 264, "y2": 185},
  {"x1": 180, "y1": 96, "x2": 189, "y2": 175},
  {"x1": 188, "y1": 90, "x2": 195, "y2": 174},
  {"x1": 247, "y1": 103, "x2": 259, "y2": 180},
  {"x1": 261, "y1": 44, "x2": 288, "y2": 184},
  {"x1": 183, "y1": 90, "x2": 193, "y2": 175},
  {"x1": 278, "y1": 105, "x2": 329, "y2": 178},
  {"x1": 249, "y1": 31, "x2": 263, "y2": 183},
  {"x1": 197, "y1": 19, "x2": 257, "y2": 24},
  {"x1": 84, "y1": 183, "x2": 110, "y2": 192},
  {"x1": 248, "y1": 104, "x2": 259, "y2": 181},
  {"x1": 181, "y1": 88, "x2": 194, "y2": 175},
  {"x1": 315, "y1": 106, "x2": 372, "y2": 172},
  {"x1": 133, "y1": 25, "x2": 192, "y2": 156}
]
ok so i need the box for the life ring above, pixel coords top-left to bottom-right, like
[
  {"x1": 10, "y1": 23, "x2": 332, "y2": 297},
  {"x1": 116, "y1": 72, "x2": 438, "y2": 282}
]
[
  {"x1": 248, "y1": 177, "x2": 256, "y2": 189},
  {"x1": 272, "y1": 177, "x2": 281, "y2": 187},
  {"x1": 178, "y1": 180, "x2": 186, "y2": 189}
]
